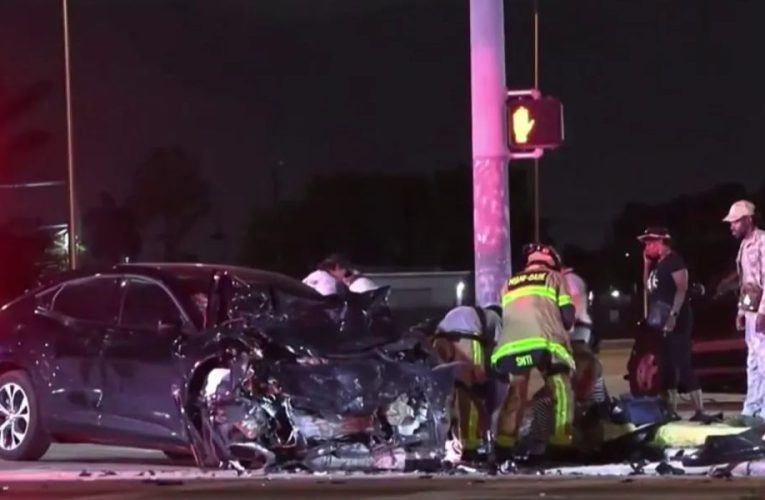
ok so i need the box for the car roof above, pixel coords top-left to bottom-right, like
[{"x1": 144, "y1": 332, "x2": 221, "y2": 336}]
[
  {"x1": 6, "y1": 262, "x2": 322, "y2": 310},
  {"x1": 116, "y1": 262, "x2": 322, "y2": 297}
]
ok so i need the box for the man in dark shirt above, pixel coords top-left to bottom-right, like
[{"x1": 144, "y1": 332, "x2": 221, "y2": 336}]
[{"x1": 638, "y1": 226, "x2": 710, "y2": 421}]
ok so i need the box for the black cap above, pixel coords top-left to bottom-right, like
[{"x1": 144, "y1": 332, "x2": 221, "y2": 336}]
[{"x1": 637, "y1": 226, "x2": 672, "y2": 242}]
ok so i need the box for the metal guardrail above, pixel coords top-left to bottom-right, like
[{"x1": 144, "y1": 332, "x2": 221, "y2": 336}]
[{"x1": 0, "y1": 180, "x2": 65, "y2": 189}]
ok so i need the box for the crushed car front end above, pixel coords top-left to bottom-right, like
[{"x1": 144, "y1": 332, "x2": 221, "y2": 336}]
[{"x1": 175, "y1": 278, "x2": 459, "y2": 473}]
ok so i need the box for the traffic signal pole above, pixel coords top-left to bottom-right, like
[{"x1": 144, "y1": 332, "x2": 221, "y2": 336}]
[
  {"x1": 62, "y1": 0, "x2": 78, "y2": 269},
  {"x1": 533, "y1": 0, "x2": 540, "y2": 243},
  {"x1": 470, "y1": 0, "x2": 511, "y2": 307}
]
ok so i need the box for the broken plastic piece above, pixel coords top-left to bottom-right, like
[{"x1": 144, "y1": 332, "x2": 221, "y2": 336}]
[
  {"x1": 682, "y1": 428, "x2": 765, "y2": 467},
  {"x1": 655, "y1": 461, "x2": 685, "y2": 475}
]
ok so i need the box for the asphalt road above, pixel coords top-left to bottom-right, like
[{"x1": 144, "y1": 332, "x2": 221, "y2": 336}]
[
  {"x1": 0, "y1": 343, "x2": 752, "y2": 498},
  {"x1": 0, "y1": 444, "x2": 183, "y2": 471},
  {"x1": 1, "y1": 474, "x2": 765, "y2": 499}
]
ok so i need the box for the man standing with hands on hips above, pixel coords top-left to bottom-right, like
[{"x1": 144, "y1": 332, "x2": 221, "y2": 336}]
[{"x1": 723, "y1": 201, "x2": 765, "y2": 426}]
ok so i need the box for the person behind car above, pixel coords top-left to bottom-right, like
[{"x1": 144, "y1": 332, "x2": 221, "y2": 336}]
[
  {"x1": 639, "y1": 226, "x2": 710, "y2": 422},
  {"x1": 192, "y1": 292, "x2": 208, "y2": 327},
  {"x1": 344, "y1": 268, "x2": 379, "y2": 294},
  {"x1": 723, "y1": 200, "x2": 765, "y2": 426},
  {"x1": 430, "y1": 305, "x2": 502, "y2": 462},
  {"x1": 302, "y1": 253, "x2": 353, "y2": 295},
  {"x1": 491, "y1": 243, "x2": 576, "y2": 463}
]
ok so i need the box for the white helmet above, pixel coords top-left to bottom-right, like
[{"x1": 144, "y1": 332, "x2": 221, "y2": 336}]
[{"x1": 349, "y1": 275, "x2": 378, "y2": 293}]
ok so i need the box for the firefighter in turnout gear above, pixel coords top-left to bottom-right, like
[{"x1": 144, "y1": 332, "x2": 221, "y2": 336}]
[
  {"x1": 430, "y1": 305, "x2": 502, "y2": 462},
  {"x1": 491, "y1": 243, "x2": 577, "y2": 461}
]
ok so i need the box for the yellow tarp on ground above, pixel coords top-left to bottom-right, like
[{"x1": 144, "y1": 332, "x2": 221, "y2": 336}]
[{"x1": 650, "y1": 422, "x2": 749, "y2": 448}]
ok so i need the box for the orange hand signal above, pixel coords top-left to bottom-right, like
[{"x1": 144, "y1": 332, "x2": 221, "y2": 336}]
[{"x1": 512, "y1": 106, "x2": 535, "y2": 144}]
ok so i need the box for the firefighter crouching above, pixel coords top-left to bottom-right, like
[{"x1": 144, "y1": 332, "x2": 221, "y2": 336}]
[
  {"x1": 491, "y1": 243, "x2": 577, "y2": 462},
  {"x1": 429, "y1": 305, "x2": 502, "y2": 462}
]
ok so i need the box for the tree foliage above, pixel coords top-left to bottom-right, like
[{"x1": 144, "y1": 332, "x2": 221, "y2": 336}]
[{"x1": 127, "y1": 148, "x2": 211, "y2": 260}]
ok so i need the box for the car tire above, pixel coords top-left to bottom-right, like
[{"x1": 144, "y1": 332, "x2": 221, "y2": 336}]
[
  {"x1": 0, "y1": 370, "x2": 51, "y2": 461},
  {"x1": 629, "y1": 350, "x2": 660, "y2": 397}
]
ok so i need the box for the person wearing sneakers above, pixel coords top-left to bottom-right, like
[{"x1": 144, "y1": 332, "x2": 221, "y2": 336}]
[
  {"x1": 638, "y1": 226, "x2": 710, "y2": 422},
  {"x1": 723, "y1": 200, "x2": 765, "y2": 427},
  {"x1": 491, "y1": 243, "x2": 576, "y2": 463}
]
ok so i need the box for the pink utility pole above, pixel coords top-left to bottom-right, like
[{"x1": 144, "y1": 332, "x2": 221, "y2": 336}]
[{"x1": 470, "y1": 0, "x2": 511, "y2": 307}]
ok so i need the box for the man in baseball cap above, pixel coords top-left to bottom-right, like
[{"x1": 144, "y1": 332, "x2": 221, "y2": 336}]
[
  {"x1": 723, "y1": 200, "x2": 756, "y2": 224},
  {"x1": 723, "y1": 200, "x2": 765, "y2": 426},
  {"x1": 639, "y1": 225, "x2": 710, "y2": 421},
  {"x1": 637, "y1": 226, "x2": 672, "y2": 243}
]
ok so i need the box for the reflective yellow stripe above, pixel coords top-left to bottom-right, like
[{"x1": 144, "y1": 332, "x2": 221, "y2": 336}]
[
  {"x1": 465, "y1": 339, "x2": 483, "y2": 450},
  {"x1": 558, "y1": 294, "x2": 572, "y2": 307},
  {"x1": 495, "y1": 434, "x2": 516, "y2": 448},
  {"x1": 550, "y1": 375, "x2": 568, "y2": 445},
  {"x1": 490, "y1": 337, "x2": 575, "y2": 369},
  {"x1": 465, "y1": 401, "x2": 480, "y2": 451},
  {"x1": 501, "y1": 285, "x2": 557, "y2": 306},
  {"x1": 548, "y1": 435, "x2": 571, "y2": 446},
  {"x1": 472, "y1": 339, "x2": 483, "y2": 366}
]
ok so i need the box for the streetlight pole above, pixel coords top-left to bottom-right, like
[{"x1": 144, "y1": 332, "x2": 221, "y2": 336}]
[
  {"x1": 470, "y1": 0, "x2": 511, "y2": 307},
  {"x1": 62, "y1": 0, "x2": 78, "y2": 269}
]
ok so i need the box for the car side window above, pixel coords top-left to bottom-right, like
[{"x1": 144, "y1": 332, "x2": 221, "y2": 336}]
[
  {"x1": 120, "y1": 279, "x2": 184, "y2": 330},
  {"x1": 50, "y1": 278, "x2": 121, "y2": 324},
  {"x1": 35, "y1": 286, "x2": 60, "y2": 310}
]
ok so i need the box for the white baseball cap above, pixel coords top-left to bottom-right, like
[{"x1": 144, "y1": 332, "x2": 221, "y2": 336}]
[{"x1": 723, "y1": 200, "x2": 756, "y2": 223}]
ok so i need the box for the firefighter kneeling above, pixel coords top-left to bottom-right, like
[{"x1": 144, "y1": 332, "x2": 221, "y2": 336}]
[{"x1": 491, "y1": 243, "x2": 577, "y2": 463}]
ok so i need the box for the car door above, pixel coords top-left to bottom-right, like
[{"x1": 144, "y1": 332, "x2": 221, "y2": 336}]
[
  {"x1": 99, "y1": 276, "x2": 192, "y2": 446},
  {"x1": 36, "y1": 276, "x2": 121, "y2": 432}
]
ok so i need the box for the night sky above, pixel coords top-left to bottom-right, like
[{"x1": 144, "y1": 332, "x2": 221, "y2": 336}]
[{"x1": 1, "y1": 0, "x2": 763, "y2": 264}]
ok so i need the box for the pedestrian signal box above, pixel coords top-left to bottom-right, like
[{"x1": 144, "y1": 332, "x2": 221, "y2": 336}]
[{"x1": 506, "y1": 93, "x2": 564, "y2": 157}]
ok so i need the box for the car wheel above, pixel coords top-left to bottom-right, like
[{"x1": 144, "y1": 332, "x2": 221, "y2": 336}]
[
  {"x1": 0, "y1": 370, "x2": 51, "y2": 461},
  {"x1": 629, "y1": 351, "x2": 660, "y2": 397}
]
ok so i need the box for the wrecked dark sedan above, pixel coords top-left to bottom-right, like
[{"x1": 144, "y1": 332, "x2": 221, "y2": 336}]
[{"x1": 0, "y1": 263, "x2": 456, "y2": 471}]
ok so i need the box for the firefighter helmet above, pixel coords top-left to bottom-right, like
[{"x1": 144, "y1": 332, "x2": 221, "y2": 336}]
[{"x1": 522, "y1": 243, "x2": 563, "y2": 271}]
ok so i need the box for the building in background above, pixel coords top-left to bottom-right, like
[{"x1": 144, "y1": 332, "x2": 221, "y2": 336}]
[{"x1": 365, "y1": 270, "x2": 473, "y2": 326}]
